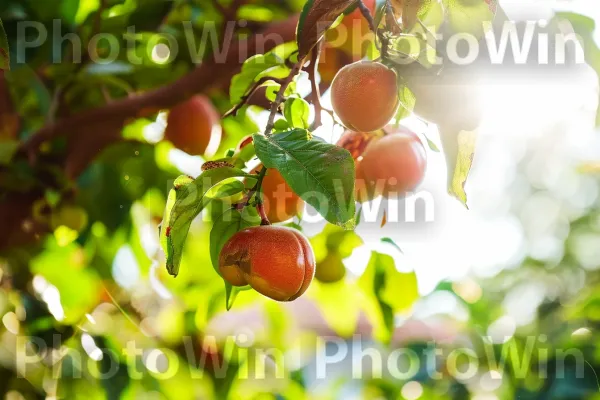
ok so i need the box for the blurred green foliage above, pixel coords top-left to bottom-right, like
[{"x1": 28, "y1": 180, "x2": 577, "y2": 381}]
[{"x1": 0, "y1": 0, "x2": 600, "y2": 399}]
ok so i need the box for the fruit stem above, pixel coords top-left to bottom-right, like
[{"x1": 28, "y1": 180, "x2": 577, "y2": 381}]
[
  {"x1": 234, "y1": 166, "x2": 269, "y2": 212},
  {"x1": 256, "y1": 202, "x2": 270, "y2": 226},
  {"x1": 253, "y1": 167, "x2": 271, "y2": 225},
  {"x1": 264, "y1": 58, "x2": 305, "y2": 136},
  {"x1": 254, "y1": 166, "x2": 268, "y2": 197}
]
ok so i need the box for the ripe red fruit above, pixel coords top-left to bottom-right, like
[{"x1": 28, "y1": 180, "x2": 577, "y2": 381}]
[
  {"x1": 249, "y1": 165, "x2": 304, "y2": 224},
  {"x1": 219, "y1": 226, "x2": 315, "y2": 301},
  {"x1": 337, "y1": 126, "x2": 427, "y2": 201},
  {"x1": 331, "y1": 61, "x2": 400, "y2": 132},
  {"x1": 164, "y1": 95, "x2": 221, "y2": 156}
]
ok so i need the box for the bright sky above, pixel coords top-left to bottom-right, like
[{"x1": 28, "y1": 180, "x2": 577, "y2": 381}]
[
  {"x1": 162, "y1": 0, "x2": 600, "y2": 298},
  {"x1": 313, "y1": 0, "x2": 600, "y2": 295}
]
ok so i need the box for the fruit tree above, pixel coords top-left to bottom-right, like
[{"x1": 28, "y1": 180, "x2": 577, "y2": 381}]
[{"x1": 1, "y1": 0, "x2": 599, "y2": 399}]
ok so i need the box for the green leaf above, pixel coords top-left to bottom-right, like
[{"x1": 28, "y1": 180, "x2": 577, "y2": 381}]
[
  {"x1": 395, "y1": 84, "x2": 416, "y2": 123},
  {"x1": 209, "y1": 207, "x2": 260, "y2": 275},
  {"x1": 160, "y1": 167, "x2": 254, "y2": 277},
  {"x1": 229, "y1": 43, "x2": 297, "y2": 105},
  {"x1": 448, "y1": 129, "x2": 477, "y2": 208},
  {"x1": 94, "y1": 336, "x2": 130, "y2": 400},
  {"x1": 359, "y1": 251, "x2": 419, "y2": 343},
  {"x1": 0, "y1": 140, "x2": 19, "y2": 165},
  {"x1": 311, "y1": 280, "x2": 361, "y2": 337},
  {"x1": 310, "y1": 223, "x2": 363, "y2": 263},
  {"x1": 264, "y1": 81, "x2": 281, "y2": 102},
  {"x1": 445, "y1": 0, "x2": 496, "y2": 38},
  {"x1": 423, "y1": 133, "x2": 441, "y2": 152},
  {"x1": 265, "y1": 80, "x2": 297, "y2": 102},
  {"x1": 253, "y1": 130, "x2": 356, "y2": 228},
  {"x1": 267, "y1": 41, "x2": 300, "y2": 61},
  {"x1": 237, "y1": 4, "x2": 274, "y2": 22},
  {"x1": 230, "y1": 54, "x2": 285, "y2": 104},
  {"x1": 419, "y1": 0, "x2": 446, "y2": 28},
  {"x1": 284, "y1": 97, "x2": 311, "y2": 129},
  {"x1": 273, "y1": 119, "x2": 291, "y2": 132},
  {"x1": 297, "y1": 0, "x2": 358, "y2": 59},
  {"x1": 225, "y1": 283, "x2": 240, "y2": 311},
  {"x1": 205, "y1": 179, "x2": 246, "y2": 200},
  {"x1": 381, "y1": 237, "x2": 404, "y2": 254},
  {"x1": 0, "y1": 18, "x2": 9, "y2": 70}
]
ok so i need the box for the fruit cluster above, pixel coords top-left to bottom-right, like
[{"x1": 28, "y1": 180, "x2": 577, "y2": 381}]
[
  {"x1": 162, "y1": 9, "x2": 428, "y2": 303},
  {"x1": 331, "y1": 61, "x2": 427, "y2": 202}
]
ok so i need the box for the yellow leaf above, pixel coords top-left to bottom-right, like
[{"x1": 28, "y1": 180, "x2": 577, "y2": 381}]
[
  {"x1": 578, "y1": 162, "x2": 600, "y2": 174},
  {"x1": 309, "y1": 280, "x2": 360, "y2": 337},
  {"x1": 447, "y1": 129, "x2": 477, "y2": 207}
]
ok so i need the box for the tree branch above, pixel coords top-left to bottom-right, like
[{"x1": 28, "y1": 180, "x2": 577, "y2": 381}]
[
  {"x1": 22, "y1": 15, "x2": 300, "y2": 177},
  {"x1": 0, "y1": 71, "x2": 19, "y2": 139},
  {"x1": 223, "y1": 76, "x2": 283, "y2": 119},
  {"x1": 2, "y1": 15, "x2": 300, "y2": 250},
  {"x1": 308, "y1": 42, "x2": 323, "y2": 131}
]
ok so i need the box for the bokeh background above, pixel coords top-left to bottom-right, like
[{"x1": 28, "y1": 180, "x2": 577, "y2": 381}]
[{"x1": 1, "y1": 0, "x2": 600, "y2": 399}]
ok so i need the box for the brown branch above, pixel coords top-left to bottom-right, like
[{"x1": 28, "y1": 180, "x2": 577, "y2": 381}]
[
  {"x1": 209, "y1": 0, "x2": 228, "y2": 15},
  {"x1": 257, "y1": 202, "x2": 270, "y2": 226},
  {"x1": 212, "y1": 0, "x2": 248, "y2": 41},
  {"x1": 264, "y1": 59, "x2": 305, "y2": 135},
  {"x1": 253, "y1": 167, "x2": 270, "y2": 226},
  {"x1": 22, "y1": 15, "x2": 300, "y2": 178},
  {"x1": 308, "y1": 42, "x2": 323, "y2": 131},
  {"x1": 223, "y1": 76, "x2": 283, "y2": 119},
  {"x1": 380, "y1": 0, "x2": 397, "y2": 59},
  {"x1": 94, "y1": 0, "x2": 107, "y2": 37},
  {"x1": 234, "y1": 166, "x2": 268, "y2": 210},
  {"x1": 0, "y1": 71, "x2": 19, "y2": 140},
  {"x1": 358, "y1": 0, "x2": 378, "y2": 36},
  {"x1": 2, "y1": 15, "x2": 300, "y2": 250}
]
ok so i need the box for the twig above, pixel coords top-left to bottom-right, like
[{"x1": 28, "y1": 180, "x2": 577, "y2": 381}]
[
  {"x1": 209, "y1": 0, "x2": 228, "y2": 15},
  {"x1": 357, "y1": 0, "x2": 377, "y2": 36},
  {"x1": 0, "y1": 71, "x2": 20, "y2": 139},
  {"x1": 101, "y1": 85, "x2": 113, "y2": 103},
  {"x1": 264, "y1": 59, "x2": 305, "y2": 136},
  {"x1": 94, "y1": 0, "x2": 107, "y2": 35},
  {"x1": 47, "y1": 86, "x2": 63, "y2": 123},
  {"x1": 21, "y1": 15, "x2": 300, "y2": 172},
  {"x1": 234, "y1": 166, "x2": 268, "y2": 215},
  {"x1": 223, "y1": 77, "x2": 283, "y2": 118},
  {"x1": 253, "y1": 167, "x2": 270, "y2": 225},
  {"x1": 380, "y1": 0, "x2": 397, "y2": 59},
  {"x1": 308, "y1": 42, "x2": 323, "y2": 131},
  {"x1": 212, "y1": 0, "x2": 247, "y2": 41}
]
